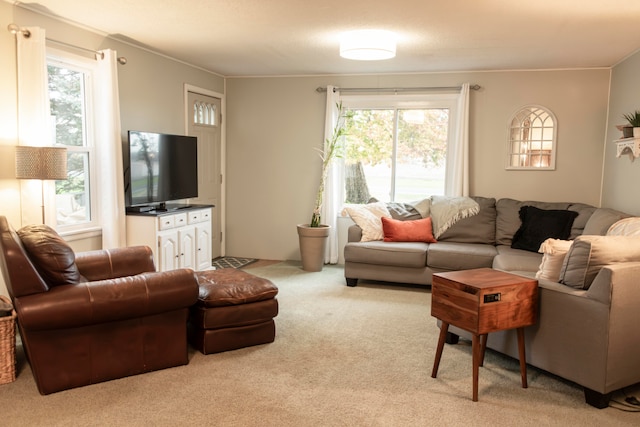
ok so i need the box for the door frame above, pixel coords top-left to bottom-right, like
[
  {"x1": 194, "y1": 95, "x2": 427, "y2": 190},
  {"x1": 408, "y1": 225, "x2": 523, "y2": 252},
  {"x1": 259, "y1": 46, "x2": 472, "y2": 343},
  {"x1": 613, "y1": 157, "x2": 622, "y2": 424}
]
[{"x1": 183, "y1": 83, "x2": 226, "y2": 257}]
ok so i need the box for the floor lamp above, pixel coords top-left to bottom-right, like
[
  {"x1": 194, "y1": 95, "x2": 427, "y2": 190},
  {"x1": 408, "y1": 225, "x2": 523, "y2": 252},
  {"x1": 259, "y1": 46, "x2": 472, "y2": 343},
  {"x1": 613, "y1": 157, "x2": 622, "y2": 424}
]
[{"x1": 15, "y1": 146, "x2": 68, "y2": 224}]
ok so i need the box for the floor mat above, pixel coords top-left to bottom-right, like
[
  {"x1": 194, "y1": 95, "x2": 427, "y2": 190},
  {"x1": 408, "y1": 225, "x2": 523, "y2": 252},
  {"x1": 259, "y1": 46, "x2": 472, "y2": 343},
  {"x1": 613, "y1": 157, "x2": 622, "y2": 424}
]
[{"x1": 211, "y1": 256, "x2": 257, "y2": 269}]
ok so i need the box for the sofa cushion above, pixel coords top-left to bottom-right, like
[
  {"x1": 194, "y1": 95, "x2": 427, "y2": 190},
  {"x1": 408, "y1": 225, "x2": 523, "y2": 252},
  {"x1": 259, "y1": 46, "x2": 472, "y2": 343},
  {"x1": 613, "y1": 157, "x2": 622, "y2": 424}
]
[
  {"x1": 344, "y1": 241, "x2": 428, "y2": 268},
  {"x1": 535, "y1": 238, "x2": 573, "y2": 282},
  {"x1": 496, "y1": 199, "x2": 570, "y2": 246},
  {"x1": 381, "y1": 217, "x2": 437, "y2": 243},
  {"x1": 559, "y1": 235, "x2": 640, "y2": 289},
  {"x1": 17, "y1": 224, "x2": 81, "y2": 287},
  {"x1": 493, "y1": 245, "x2": 543, "y2": 273},
  {"x1": 343, "y1": 202, "x2": 391, "y2": 242},
  {"x1": 437, "y1": 196, "x2": 496, "y2": 244},
  {"x1": 427, "y1": 242, "x2": 497, "y2": 270},
  {"x1": 567, "y1": 203, "x2": 597, "y2": 239},
  {"x1": 582, "y1": 208, "x2": 630, "y2": 236},
  {"x1": 511, "y1": 206, "x2": 578, "y2": 252}
]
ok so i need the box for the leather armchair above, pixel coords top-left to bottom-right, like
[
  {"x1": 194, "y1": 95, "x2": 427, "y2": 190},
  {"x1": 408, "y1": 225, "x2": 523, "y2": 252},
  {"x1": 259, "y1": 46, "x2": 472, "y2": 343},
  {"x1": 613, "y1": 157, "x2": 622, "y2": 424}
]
[{"x1": 0, "y1": 216, "x2": 199, "y2": 394}]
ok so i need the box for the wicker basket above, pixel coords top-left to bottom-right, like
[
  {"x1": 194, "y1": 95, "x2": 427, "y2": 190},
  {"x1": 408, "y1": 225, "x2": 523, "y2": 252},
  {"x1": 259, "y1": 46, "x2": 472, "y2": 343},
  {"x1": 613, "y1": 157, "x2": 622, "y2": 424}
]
[{"x1": 0, "y1": 295, "x2": 16, "y2": 384}]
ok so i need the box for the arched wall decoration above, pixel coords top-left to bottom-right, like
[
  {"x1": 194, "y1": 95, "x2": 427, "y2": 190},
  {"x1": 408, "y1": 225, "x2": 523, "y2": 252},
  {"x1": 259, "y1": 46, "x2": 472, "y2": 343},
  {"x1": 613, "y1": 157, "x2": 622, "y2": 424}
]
[{"x1": 506, "y1": 105, "x2": 557, "y2": 170}]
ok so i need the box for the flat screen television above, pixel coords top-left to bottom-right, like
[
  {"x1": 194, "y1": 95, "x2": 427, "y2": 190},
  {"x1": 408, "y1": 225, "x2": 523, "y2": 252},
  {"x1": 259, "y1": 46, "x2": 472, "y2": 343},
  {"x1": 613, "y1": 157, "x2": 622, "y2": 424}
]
[{"x1": 124, "y1": 130, "x2": 198, "y2": 210}]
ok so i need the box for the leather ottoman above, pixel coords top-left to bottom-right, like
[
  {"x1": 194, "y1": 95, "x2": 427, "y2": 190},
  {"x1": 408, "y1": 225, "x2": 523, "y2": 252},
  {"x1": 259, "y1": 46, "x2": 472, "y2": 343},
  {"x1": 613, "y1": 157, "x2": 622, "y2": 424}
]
[{"x1": 189, "y1": 268, "x2": 279, "y2": 354}]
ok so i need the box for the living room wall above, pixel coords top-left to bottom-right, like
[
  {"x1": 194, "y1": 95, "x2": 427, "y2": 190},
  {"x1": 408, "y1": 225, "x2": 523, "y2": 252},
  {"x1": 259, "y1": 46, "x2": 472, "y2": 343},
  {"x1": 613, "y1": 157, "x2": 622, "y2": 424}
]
[
  {"x1": 0, "y1": 2, "x2": 224, "y2": 296},
  {"x1": 225, "y1": 69, "x2": 610, "y2": 261},
  {"x1": 0, "y1": 2, "x2": 223, "y2": 229},
  {"x1": 602, "y1": 49, "x2": 640, "y2": 215}
]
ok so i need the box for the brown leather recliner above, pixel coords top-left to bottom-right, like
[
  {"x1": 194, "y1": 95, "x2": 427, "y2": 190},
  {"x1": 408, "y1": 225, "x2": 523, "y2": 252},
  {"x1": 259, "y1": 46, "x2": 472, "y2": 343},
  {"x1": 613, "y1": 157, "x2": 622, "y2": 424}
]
[{"x1": 0, "y1": 216, "x2": 199, "y2": 395}]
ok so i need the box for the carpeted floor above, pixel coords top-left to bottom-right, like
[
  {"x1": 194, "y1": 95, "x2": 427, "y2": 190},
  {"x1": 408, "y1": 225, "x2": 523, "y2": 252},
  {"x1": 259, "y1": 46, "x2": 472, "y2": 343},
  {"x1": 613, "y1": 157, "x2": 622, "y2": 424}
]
[
  {"x1": 2, "y1": 261, "x2": 639, "y2": 426},
  {"x1": 211, "y1": 256, "x2": 257, "y2": 269}
]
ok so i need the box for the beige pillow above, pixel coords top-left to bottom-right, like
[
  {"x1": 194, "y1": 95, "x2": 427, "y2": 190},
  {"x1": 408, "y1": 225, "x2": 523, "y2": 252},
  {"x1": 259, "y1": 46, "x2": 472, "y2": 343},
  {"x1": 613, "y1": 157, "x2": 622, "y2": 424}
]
[
  {"x1": 607, "y1": 217, "x2": 640, "y2": 236},
  {"x1": 536, "y1": 238, "x2": 573, "y2": 282},
  {"x1": 558, "y1": 235, "x2": 640, "y2": 289},
  {"x1": 343, "y1": 202, "x2": 391, "y2": 242}
]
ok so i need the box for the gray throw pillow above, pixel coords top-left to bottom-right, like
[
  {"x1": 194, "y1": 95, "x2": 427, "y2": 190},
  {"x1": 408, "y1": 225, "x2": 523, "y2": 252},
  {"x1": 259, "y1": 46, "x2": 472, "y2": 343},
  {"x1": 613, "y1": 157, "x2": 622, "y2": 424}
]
[{"x1": 559, "y1": 235, "x2": 640, "y2": 289}]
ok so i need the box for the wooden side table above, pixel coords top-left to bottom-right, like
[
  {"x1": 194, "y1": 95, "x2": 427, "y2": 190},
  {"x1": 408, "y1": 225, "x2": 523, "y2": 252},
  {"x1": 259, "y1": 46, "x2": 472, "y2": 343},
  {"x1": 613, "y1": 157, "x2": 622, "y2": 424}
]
[{"x1": 430, "y1": 268, "x2": 538, "y2": 401}]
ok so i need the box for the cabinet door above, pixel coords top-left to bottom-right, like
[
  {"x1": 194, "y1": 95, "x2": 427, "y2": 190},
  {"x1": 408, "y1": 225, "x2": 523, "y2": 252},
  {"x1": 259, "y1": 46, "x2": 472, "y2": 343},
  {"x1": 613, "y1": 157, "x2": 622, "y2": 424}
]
[
  {"x1": 196, "y1": 222, "x2": 212, "y2": 270},
  {"x1": 158, "y1": 231, "x2": 180, "y2": 272},
  {"x1": 178, "y1": 226, "x2": 197, "y2": 270}
]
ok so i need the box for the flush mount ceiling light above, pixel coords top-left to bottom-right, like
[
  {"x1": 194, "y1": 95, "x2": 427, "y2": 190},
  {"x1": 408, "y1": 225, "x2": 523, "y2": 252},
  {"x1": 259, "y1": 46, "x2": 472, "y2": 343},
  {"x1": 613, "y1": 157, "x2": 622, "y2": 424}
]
[{"x1": 340, "y1": 29, "x2": 397, "y2": 61}]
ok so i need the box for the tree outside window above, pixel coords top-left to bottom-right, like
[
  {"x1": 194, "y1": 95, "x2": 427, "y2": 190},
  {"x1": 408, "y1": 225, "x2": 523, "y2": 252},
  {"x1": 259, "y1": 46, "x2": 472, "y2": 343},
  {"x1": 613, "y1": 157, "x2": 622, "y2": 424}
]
[
  {"x1": 47, "y1": 58, "x2": 94, "y2": 228},
  {"x1": 344, "y1": 107, "x2": 449, "y2": 204}
]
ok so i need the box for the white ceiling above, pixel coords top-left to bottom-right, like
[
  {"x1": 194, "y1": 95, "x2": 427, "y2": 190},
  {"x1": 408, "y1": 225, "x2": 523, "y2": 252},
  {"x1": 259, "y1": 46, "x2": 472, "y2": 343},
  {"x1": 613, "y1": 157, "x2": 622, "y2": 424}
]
[{"x1": 16, "y1": 0, "x2": 640, "y2": 77}]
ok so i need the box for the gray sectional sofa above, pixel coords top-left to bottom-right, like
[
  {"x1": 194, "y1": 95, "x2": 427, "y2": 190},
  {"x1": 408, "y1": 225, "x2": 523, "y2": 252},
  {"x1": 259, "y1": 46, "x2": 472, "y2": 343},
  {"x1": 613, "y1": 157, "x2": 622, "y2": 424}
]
[{"x1": 343, "y1": 197, "x2": 640, "y2": 408}]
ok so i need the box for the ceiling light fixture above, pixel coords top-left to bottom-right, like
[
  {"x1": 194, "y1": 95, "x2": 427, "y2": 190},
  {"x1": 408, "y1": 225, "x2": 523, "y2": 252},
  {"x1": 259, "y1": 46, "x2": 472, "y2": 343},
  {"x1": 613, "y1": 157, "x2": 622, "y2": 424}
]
[{"x1": 340, "y1": 29, "x2": 396, "y2": 61}]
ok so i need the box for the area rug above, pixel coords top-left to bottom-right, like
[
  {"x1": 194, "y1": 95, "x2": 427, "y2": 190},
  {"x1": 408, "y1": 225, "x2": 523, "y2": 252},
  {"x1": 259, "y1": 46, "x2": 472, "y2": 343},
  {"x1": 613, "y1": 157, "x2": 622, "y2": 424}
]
[{"x1": 211, "y1": 256, "x2": 257, "y2": 269}]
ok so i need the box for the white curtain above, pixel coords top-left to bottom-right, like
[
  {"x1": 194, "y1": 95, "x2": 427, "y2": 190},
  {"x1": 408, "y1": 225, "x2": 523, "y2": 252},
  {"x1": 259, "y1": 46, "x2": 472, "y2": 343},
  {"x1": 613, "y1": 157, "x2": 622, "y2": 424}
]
[
  {"x1": 95, "y1": 49, "x2": 126, "y2": 249},
  {"x1": 16, "y1": 27, "x2": 52, "y2": 226},
  {"x1": 321, "y1": 85, "x2": 342, "y2": 264},
  {"x1": 445, "y1": 83, "x2": 470, "y2": 197}
]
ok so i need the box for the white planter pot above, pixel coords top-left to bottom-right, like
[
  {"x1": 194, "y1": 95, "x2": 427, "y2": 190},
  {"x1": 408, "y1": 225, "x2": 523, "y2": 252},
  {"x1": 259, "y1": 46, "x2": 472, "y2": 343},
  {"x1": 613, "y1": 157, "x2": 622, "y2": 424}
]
[
  {"x1": 297, "y1": 224, "x2": 330, "y2": 272},
  {"x1": 634, "y1": 127, "x2": 640, "y2": 138}
]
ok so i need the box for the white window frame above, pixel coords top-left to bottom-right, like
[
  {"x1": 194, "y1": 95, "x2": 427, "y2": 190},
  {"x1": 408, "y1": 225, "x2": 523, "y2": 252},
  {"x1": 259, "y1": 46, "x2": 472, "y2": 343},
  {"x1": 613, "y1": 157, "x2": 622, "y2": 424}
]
[
  {"x1": 46, "y1": 48, "x2": 100, "y2": 235},
  {"x1": 341, "y1": 93, "x2": 459, "y2": 202}
]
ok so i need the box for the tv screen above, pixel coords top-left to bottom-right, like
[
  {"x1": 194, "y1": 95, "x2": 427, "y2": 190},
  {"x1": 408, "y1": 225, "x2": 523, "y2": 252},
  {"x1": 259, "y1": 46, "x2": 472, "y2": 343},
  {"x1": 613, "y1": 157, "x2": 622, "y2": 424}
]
[{"x1": 125, "y1": 131, "x2": 198, "y2": 208}]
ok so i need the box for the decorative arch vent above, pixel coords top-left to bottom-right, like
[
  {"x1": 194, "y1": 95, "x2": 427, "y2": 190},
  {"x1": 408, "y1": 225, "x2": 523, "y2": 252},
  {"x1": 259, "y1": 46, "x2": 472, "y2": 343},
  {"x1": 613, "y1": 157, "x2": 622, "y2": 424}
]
[{"x1": 507, "y1": 105, "x2": 556, "y2": 170}]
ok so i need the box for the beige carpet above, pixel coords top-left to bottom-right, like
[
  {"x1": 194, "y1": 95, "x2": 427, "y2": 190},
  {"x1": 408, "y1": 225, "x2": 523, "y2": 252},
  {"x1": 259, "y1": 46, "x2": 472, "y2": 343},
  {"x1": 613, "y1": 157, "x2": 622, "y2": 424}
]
[{"x1": 2, "y1": 261, "x2": 639, "y2": 426}]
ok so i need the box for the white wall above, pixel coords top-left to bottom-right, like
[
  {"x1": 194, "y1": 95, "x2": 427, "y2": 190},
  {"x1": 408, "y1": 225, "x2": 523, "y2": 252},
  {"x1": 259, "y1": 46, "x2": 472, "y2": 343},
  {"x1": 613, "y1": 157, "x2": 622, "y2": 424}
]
[
  {"x1": 602, "y1": 50, "x2": 640, "y2": 215},
  {"x1": 226, "y1": 69, "x2": 611, "y2": 261}
]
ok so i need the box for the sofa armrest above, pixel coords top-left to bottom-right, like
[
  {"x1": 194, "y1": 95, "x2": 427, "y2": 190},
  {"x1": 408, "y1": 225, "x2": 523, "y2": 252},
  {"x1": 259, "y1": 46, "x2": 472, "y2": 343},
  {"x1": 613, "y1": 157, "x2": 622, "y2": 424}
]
[
  {"x1": 347, "y1": 225, "x2": 363, "y2": 242},
  {"x1": 15, "y1": 268, "x2": 199, "y2": 331},
  {"x1": 585, "y1": 262, "x2": 640, "y2": 305},
  {"x1": 75, "y1": 246, "x2": 156, "y2": 280}
]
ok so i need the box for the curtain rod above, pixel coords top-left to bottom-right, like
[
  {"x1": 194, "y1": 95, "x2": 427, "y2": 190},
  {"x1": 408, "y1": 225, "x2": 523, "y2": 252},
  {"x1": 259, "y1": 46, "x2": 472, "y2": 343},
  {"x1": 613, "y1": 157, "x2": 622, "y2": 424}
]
[
  {"x1": 7, "y1": 23, "x2": 127, "y2": 64},
  {"x1": 316, "y1": 84, "x2": 481, "y2": 93}
]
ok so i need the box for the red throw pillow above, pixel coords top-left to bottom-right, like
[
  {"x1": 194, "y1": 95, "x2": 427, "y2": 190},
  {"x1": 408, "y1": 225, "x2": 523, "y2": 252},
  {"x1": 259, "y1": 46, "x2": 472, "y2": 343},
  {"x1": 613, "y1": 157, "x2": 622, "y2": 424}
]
[{"x1": 381, "y1": 217, "x2": 437, "y2": 243}]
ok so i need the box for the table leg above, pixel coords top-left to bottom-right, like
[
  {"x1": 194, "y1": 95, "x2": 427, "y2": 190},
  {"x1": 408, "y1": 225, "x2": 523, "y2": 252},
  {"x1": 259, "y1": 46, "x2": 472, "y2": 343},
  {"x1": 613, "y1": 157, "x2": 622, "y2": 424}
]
[
  {"x1": 431, "y1": 321, "x2": 449, "y2": 378},
  {"x1": 517, "y1": 327, "x2": 528, "y2": 388},
  {"x1": 472, "y1": 333, "x2": 481, "y2": 402},
  {"x1": 479, "y1": 334, "x2": 488, "y2": 367}
]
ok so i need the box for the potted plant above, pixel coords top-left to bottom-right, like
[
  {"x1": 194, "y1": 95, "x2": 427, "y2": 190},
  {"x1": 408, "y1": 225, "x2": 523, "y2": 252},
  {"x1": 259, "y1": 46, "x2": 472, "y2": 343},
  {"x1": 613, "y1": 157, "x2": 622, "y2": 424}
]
[
  {"x1": 297, "y1": 102, "x2": 352, "y2": 271},
  {"x1": 623, "y1": 110, "x2": 640, "y2": 138}
]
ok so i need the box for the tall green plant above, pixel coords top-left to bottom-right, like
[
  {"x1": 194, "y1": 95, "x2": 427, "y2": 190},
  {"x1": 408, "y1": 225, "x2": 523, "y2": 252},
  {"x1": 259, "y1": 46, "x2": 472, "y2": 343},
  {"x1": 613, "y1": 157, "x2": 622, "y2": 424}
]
[{"x1": 310, "y1": 102, "x2": 353, "y2": 227}]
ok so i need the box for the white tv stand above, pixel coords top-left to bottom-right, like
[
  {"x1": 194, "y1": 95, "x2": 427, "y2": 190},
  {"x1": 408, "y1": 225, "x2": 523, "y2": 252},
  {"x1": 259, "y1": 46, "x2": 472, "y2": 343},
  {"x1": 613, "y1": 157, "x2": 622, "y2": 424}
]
[{"x1": 125, "y1": 204, "x2": 213, "y2": 272}]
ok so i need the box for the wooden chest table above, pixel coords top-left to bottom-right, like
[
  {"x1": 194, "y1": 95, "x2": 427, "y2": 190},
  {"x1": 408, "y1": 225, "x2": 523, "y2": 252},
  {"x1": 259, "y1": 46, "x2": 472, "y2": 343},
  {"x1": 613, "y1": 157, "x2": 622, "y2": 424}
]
[{"x1": 430, "y1": 268, "x2": 538, "y2": 401}]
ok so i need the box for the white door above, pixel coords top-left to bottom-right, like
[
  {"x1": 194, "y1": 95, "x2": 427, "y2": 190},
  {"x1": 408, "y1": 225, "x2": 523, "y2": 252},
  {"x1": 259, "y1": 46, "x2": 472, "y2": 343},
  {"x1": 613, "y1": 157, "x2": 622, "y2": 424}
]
[{"x1": 187, "y1": 91, "x2": 222, "y2": 259}]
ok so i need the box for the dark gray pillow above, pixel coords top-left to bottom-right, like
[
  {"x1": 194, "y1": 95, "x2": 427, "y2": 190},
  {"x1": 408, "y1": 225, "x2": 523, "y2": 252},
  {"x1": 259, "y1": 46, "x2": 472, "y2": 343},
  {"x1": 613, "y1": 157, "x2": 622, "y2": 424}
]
[{"x1": 511, "y1": 206, "x2": 579, "y2": 253}]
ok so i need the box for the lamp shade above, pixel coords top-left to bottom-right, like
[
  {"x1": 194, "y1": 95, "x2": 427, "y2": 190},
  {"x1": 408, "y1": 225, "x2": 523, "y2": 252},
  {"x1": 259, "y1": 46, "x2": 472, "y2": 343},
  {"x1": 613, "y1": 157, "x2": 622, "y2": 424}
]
[
  {"x1": 340, "y1": 30, "x2": 396, "y2": 61},
  {"x1": 15, "y1": 146, "x2": 68, "y2": 180}
]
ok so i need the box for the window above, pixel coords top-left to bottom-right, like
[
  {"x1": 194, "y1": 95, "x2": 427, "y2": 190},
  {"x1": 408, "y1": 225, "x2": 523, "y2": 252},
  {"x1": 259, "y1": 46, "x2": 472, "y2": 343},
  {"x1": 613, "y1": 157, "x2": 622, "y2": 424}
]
[
  {"x1": 507, "y1": 105, "x2": 556, "y2": 170},
  {"x1": 47, "y1": 50, "x2": 98, "y2": 231},
  {"x1": 194, "y1": 101, "x2": 217, "y2": 126},
  {"x1": 342, "y1": 95, "x2": 458, "y2": 203}
]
